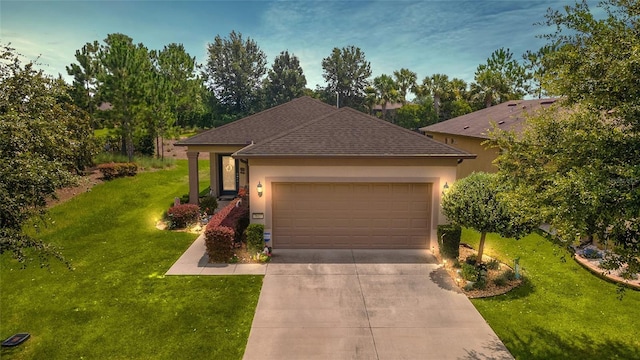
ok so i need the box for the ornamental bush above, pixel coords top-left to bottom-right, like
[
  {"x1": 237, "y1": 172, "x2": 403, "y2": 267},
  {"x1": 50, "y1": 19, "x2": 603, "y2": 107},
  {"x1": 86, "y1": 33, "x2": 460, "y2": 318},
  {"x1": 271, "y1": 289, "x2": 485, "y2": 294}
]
[
  {"x1": 204, "y1": 198, "x2": 250, "y2": 262},
  {"x1": 461, "y1": 263, "x2": 478, "y2": 281},
  {"x1": 437, "y1": 224, "x2": 461, "y2": 260},
  {"x1": 245, "y1": 224, "x2": 265, "y2": 254},
  {"x1": 166, "y1": 204, "x2": 199, "y2": 229},
  {"x1": 204, "y1": 226, "x2": 235, "y2": 262},
  {"x1": 97, "y1": 162, "x2": 138, "y2": 180},
  {"x1": 199, "y1": 196, "x2": 218, "y2": 216},
  {"x1": 220, "y1": 200, "x2": 249, "y2": 243}
]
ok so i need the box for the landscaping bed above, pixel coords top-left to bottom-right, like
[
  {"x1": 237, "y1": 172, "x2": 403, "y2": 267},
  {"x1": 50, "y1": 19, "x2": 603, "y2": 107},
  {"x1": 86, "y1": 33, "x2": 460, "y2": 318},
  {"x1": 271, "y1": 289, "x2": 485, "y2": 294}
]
[{"x1": 440, "y1": 244, "x2": 522, "y2": 298}]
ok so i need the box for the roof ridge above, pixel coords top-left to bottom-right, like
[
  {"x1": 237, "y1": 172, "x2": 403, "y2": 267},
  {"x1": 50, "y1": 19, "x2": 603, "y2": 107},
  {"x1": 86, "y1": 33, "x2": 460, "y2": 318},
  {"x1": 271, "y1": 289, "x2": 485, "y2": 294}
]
[
  {"x1": 178, "y1": 96, "x2": 334, "y2": 144},
  {"x1": 233, "y1": 106, "x2": 342, "y2": 154}
]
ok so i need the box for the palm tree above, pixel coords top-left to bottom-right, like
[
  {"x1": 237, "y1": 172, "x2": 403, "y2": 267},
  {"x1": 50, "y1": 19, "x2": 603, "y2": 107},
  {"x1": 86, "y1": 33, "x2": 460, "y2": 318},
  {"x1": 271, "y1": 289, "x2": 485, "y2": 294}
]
[
  {"x1": 449, "y1": 78, "x2": 468, "y2": 101},
  {"x1": 373, "y1": 74, "x2": 400, "y2": 121},
  {"x1": 422, "y1": 73, "x2": 450, "y2": 118},
  {"x1": 393, "y1": 68, "x2": 417, "y2": 105},
  {"x1": 363, "y1": 86, "x2": 377, "y2": 115},
  {"x1": 471, "y1": 68, "x2": 507, "y2": 108}
]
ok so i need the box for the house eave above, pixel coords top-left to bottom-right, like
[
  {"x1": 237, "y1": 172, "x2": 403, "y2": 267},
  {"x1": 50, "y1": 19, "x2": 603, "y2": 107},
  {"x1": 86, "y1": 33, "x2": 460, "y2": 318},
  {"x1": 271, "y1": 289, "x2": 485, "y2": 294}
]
[{"x1": 232, "y1": 153, "x2": 477, "y2": 160}]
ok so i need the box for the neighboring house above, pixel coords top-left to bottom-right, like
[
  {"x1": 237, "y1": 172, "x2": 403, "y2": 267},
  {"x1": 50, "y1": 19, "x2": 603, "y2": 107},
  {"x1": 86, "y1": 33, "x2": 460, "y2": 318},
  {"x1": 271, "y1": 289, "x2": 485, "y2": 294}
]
[
  {"x1": 372, "y1": 101, "x2": 403, "y2": 120},
  {"x1": 176, "y1": 96, "x2": 474, "y2": 250},
  {"x1": 420, "y1": 98, "x2": 557, "y2": 178}
]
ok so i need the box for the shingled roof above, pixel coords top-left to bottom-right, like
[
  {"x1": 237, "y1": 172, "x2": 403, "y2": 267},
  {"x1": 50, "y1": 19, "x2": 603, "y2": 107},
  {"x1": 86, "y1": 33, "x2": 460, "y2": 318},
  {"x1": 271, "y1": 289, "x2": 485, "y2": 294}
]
[
  {"x1": 420, "y1": 98, "x2": 558, "y2": 139},
  {"x1": 176, "y1": 96, "x2": 336, "y2": 146},
  {"x1": 235, "y1": 107, "x2": 473, "y2": 158},
  {"x1": 177, "y1": 96, "x2": 474, "y2": 159}
]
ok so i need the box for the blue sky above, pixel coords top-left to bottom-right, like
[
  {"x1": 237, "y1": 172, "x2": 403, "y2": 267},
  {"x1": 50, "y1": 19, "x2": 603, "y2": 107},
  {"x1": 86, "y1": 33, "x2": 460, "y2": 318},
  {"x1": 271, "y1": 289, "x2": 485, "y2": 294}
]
[{"x1": 1, "y1": 1, "x2": 591, "y2": 90}]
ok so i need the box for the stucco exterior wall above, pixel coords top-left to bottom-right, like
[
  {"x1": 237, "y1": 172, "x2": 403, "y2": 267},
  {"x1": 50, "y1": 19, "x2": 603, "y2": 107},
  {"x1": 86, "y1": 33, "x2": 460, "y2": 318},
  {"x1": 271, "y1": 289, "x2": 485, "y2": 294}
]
[
  {"x1": 427, "y1": 133, "x2": 498, "y2": 178},
  {"x1": 246, "y1": 157, "x2": 458, "y2": 249}
]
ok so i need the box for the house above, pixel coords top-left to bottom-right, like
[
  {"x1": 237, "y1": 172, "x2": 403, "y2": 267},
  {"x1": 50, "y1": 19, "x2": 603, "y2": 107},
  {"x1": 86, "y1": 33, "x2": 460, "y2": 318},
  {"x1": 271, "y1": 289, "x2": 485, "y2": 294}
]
[
  {"x1": 175, "y1": 96, "x2": 475, "y2": 250},
  {"x1": 420, "y1": 98, "x2": 557, "y2": 178}
]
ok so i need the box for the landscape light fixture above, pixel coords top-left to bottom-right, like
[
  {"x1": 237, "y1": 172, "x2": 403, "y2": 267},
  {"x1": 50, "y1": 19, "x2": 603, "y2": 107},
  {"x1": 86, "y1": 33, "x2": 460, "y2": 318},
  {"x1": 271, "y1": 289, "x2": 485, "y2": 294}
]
[
  {"x1": 257, "y1": 181, "x2": 263, "y2": 197},
  {"x1": 442, "y1": 182, "x2": 449, "y2": 196}
]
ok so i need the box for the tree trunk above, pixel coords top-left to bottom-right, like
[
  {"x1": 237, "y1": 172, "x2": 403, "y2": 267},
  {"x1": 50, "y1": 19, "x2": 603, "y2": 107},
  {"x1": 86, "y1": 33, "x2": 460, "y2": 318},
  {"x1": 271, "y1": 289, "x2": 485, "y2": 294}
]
[{"x1": 477, "y1": 231, "x2": 487, "y2": 264}]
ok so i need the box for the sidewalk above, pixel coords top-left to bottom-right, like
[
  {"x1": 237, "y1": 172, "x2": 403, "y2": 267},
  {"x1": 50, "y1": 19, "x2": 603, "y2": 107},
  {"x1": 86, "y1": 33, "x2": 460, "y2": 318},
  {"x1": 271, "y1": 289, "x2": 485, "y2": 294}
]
[{"x1": 165, "y1": 233, "x2": 268, "y2": 275}]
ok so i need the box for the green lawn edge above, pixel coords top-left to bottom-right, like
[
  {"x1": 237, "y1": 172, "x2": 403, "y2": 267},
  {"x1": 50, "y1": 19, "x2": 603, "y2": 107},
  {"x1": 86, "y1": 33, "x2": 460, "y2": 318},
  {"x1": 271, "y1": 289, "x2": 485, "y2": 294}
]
[
  {"x1": 462, "y1": 229, "x2": 640, "y2": 360},
  {"x1": 1, "y1": 160, "x2": 262, "y2": 359}
]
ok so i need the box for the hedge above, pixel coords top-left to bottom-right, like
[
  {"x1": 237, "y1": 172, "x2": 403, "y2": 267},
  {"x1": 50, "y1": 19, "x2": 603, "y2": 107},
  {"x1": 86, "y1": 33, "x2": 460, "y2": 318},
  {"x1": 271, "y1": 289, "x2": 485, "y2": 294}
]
[
  {"x1": 204, "y1": 227, "x2": 235, "y2": 262},
  {"x1": 437, "y1": 223, "x2": 461, "y2": 260},
  {"x1": 97, "y1": 162, "x2": 138, "y2": 180},
  {"x1": 204, "y1": 199, "x2": 250, "y2": 263}
]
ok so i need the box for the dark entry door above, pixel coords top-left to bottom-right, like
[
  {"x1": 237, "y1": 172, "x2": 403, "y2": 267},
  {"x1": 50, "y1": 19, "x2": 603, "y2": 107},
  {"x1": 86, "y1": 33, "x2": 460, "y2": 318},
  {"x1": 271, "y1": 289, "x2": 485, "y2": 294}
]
[{"x1": 219, "y1": 155, "x2": 239, "y2": 196}]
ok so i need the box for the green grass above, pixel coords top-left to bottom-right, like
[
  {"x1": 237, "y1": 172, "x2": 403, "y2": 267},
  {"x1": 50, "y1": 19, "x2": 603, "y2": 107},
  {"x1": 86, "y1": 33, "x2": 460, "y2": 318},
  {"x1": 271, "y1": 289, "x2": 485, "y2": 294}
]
[
  {"x1": 1, "y1": 160, "x2": 262, "y2": 359},
  {"x1": 93, "y1": 128, "x2": 117, "y2": 138},
  {"x1": 463, "y1": 229, "x2": 640, "y2": 360},
  {"x1": 93, "y1": 152, "x2": 176, "y2": 170}
]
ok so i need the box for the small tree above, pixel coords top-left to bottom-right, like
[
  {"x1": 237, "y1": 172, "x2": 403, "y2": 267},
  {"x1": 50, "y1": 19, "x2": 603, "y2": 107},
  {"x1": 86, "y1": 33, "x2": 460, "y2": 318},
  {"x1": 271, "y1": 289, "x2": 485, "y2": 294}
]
[{"x1": 441, "y1": 172, "x2": 536, "y2": 263}]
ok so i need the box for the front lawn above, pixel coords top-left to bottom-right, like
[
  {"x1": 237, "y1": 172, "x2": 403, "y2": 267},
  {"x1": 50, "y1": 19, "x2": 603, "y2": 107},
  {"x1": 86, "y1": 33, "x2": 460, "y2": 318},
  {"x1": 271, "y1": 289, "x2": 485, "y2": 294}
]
[
  {"x1": 463, "y1": 229, "x2": 640, "y2": 360},
  {"x1": 1, "y1": 161, "x2": 262, "y2": 359}
]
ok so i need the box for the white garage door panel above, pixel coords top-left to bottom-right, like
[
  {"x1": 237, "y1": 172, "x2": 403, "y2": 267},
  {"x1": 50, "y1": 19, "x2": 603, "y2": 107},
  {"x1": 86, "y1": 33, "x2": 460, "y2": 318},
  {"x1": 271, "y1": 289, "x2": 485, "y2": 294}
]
[{"x1": 272, "y1": 182, "x2": 432, "y2": 249}]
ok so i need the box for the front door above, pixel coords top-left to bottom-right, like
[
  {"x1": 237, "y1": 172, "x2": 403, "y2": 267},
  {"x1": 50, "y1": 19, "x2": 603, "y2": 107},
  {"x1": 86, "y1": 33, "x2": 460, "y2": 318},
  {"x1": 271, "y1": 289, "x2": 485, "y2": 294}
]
[{"x1": 219, "y1": 155, "x2": 239, "y2": 196}]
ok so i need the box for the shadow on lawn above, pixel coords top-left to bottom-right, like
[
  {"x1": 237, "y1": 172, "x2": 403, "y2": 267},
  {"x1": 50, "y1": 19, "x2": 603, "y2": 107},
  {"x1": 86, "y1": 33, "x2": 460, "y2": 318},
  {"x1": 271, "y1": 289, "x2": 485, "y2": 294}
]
[{"x1": 505, "y1": 326, "x2": 640, "y2": 360}]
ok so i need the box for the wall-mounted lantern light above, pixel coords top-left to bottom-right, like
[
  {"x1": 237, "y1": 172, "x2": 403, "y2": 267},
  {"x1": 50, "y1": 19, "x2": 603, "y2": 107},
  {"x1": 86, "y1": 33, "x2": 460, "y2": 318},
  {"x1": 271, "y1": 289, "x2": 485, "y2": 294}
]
[
  {"x1": 442, "y1": 182, "x2": 449, "y2": 196},
  {"x1": 257, "y1": 181, "x2": 263, "y2": 197}
]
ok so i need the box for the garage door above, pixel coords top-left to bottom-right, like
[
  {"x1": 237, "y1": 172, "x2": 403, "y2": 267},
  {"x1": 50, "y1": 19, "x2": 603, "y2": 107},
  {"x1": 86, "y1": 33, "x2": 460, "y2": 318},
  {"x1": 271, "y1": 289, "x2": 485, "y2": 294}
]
[{"x1": 272, "y1": 182, "x2": 432, "y2": 249}]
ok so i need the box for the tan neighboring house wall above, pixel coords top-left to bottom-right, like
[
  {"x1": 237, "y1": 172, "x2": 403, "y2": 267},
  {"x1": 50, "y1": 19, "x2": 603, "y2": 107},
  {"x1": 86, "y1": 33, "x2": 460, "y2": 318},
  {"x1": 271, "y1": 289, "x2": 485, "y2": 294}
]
[
  {"x1": 427, "y1": 133, "x2": 499, "y2": 178},
  {"x1": 420, "y1": 98, "x2": 558, "y2": 179}
]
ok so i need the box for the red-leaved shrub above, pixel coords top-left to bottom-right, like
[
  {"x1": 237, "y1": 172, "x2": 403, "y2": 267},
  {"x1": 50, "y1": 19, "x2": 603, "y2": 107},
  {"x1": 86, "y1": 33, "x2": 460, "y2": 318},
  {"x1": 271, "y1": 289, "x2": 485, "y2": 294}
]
[
  {"x1": 204, "y1": 198, "x2": 250, "y2": 262},
  {"x1": 204, "y1": 226, "x2": 235, "y2": 262},
  {"x1": 166, "y1": 204, "x2": 199, "y2": 229},
  {"x1": 97, "y1": 162, "x2": 138, "y2": 180}
]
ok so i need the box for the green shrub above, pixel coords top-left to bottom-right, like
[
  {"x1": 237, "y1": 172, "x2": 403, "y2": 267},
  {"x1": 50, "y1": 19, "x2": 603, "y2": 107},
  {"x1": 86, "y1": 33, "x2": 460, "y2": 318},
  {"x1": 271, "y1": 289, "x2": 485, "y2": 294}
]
[
  {"x1": 97, "y1": 162, "x2": 138, "y2": 180},
  {"x1": 199, "y1": 196, "x2": 218, "y2": 215},
  {"x1": 465, "y1": 254, "x2": 477, "y2": 265},
  {"x1": 204, "y1": 226, "x2": 235, "y2": 262},
  {"x1": 437, "y1": 223, "x2": 461, "y2": 260},
  {"x1": 493, "y1": 276, "x2": 508, "y2": 287},
  {"x1": 497, "y1": 268, "x2": 517, "y2": 282},
  {"x1": 474, "y1": 276, "x2": 488, "y2": 289},
  {"x1": 166, "y1": 204, "x2": 200, "y2": 229},
  {"x1": 461, "y1": 263, "x2": 478, "y2": 281},
  {"x1": 245, "y1": 224, "x2": 265, "y2": 254},
  {"x1": 486, "y1": 258, "x2": 501, "y2": 270}
]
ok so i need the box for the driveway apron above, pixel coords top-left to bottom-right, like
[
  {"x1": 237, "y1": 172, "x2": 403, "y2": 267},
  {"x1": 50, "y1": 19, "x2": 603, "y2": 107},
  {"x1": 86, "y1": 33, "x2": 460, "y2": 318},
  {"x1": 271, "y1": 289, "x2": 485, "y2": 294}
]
[{"x1": 243, "y1": 249, "x2": 513, "y2": 360}]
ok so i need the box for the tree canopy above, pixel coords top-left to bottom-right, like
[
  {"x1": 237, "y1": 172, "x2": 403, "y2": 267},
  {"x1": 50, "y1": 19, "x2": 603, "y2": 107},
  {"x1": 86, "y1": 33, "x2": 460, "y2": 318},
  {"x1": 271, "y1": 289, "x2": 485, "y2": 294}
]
[
  {"x1": 490, "y1": 0, "x2": 640, "y2": 277},
  {"x1": 442, "y1": 172, "x2": 537, "y2": 263},
  {"x1": 263, "y1": 50, "x2": 307, "y2": 108},
  {"x1": 321, "y1": 45, "x2": 371, "y2": 109},
  {"x1": 205, "y1": 31, "x2": 267, "y2": 116},
  {"x1": 1, "y1": 44, "x2": 97, "y2": 267}
]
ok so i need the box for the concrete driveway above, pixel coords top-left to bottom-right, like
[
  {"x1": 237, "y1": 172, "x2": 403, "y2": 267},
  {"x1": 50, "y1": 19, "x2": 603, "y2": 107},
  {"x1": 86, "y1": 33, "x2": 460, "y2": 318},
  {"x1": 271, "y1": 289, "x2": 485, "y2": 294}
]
[{"x1": 243, "y1": 249, "x2": 513, "y2": 360}]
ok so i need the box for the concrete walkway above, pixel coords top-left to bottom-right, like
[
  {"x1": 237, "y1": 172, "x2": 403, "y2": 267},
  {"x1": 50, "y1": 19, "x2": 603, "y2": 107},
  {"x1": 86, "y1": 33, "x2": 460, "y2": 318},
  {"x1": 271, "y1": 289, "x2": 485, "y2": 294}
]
[{"x1": 166, "y1": 240, "x2": 513, "y2": 359}]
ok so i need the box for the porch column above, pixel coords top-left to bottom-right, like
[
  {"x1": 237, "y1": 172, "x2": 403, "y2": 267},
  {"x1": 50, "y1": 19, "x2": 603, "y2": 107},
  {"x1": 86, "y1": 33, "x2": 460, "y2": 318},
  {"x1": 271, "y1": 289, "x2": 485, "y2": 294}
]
[
  {"x1": 209, "y1": 153, "x2": 219, "y2": 198},
  {"x1": 187, "y1": 151, "x2": 199, "y2": 204}
]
